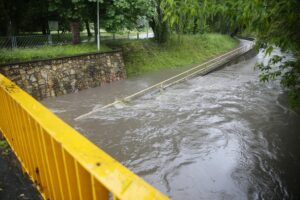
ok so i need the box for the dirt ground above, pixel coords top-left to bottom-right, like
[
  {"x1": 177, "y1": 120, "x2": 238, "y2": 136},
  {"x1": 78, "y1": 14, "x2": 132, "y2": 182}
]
[{"x1": 0, "y1": 136, "x2": 41, "y2": 200}]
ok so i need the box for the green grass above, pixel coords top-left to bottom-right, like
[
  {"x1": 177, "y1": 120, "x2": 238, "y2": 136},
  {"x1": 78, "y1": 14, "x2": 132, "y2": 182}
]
[
  {"x1": 0, "y1": 33, "x2": 237, "y2": 76},
  {"x1": 0, "y1": 138, "x2": 9, "y2": 156},
  {"x1": 0, "y1": 43, "x2": 111, "y2": 64},
  {"x1": 111, "y1": 33, "x2": 238, "y2": 77}
]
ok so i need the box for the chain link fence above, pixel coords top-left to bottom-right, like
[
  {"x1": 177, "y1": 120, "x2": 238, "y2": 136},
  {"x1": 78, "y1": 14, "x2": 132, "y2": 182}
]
[
  {"x1": 0, "y1": 31, "x2": 154, "y2": 49},
  {"x1": 0, "y1": 34, "x2": 81, "y2": 49}
]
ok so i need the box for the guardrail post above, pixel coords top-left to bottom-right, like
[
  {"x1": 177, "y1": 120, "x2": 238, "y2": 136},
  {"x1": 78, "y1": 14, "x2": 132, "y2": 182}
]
[
  {"x1": 48, "y1": 34, "x2": 53, "y2": 45},
  {"x1": 11, "y1": 36, "x2": 17, "y2": 49},
  {"x1": 146, "y1": 28, "x2": 149, "y2": 38}
]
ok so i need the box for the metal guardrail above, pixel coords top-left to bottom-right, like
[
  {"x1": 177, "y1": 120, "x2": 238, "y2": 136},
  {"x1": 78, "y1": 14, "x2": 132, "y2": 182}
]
[
  {"x1": 76, "y1": 41, "x2": 255, "y2": 120},
  {"x1": 0, "y1": 74, "x2": 169, "y2": 200}
]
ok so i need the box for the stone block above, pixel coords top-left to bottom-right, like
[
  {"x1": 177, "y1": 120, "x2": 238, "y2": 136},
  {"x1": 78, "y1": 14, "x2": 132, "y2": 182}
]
[
  {"x1": 29, "y1": 75, "x2": 37, "y2": 82},
  {"x1": 3, "y1": 51, "x2": 125, "y2": 100},
  {"x1": 38, "y1": 79, "x2": 46, "y2": 85}
]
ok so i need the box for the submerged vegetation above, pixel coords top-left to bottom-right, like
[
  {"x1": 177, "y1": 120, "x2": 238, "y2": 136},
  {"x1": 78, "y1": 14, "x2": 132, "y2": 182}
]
[{"x1": 113, "y1": 34, "x2": 237, "y2": 76}]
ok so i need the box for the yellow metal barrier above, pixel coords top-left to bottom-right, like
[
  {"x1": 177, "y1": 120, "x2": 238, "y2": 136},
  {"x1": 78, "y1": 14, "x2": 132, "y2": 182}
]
[{"x1": 0, "y1": 73, "x2": 169, "y2": 200}]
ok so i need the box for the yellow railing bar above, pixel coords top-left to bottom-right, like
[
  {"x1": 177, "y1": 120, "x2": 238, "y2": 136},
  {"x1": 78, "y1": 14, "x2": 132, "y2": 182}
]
[{"x1": 0, "y1": 73, "x2": 169, "y2": 200}]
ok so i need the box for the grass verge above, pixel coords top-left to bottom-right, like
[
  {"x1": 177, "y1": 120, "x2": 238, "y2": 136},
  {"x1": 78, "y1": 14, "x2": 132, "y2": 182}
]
[
  {"x1": 110, "y1": 33, "x2": 238, "y2": 77},
  {"x1": 0, "y1": 43, "x2": 111, "y2": 64},
  {"x1": 0, "y1": 138, "x2": 9, "y2": 157}
]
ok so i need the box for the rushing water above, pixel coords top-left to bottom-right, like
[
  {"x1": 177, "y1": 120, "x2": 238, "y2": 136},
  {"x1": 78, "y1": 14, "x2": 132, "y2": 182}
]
[{"x1": 42, "y1": 45, "x2": 300, "y2": 200}]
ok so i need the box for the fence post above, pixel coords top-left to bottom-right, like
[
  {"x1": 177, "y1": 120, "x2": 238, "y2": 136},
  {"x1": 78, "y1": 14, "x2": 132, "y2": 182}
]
[
  {"x1": 147, "y1": 27, "x2": 149, "y2": 39},
  {"x1": 11, "y1": 36, "x2": 17, "y2": 48},
  {"x1": 127, "y1": 32, "x2": 130, "y2": 39},
  {"x1": 48, "y1": 34, "x2": 53, "y2": 45},
  {"x1": 137, "y1": 32, "x2": 139, "y2": 39}
]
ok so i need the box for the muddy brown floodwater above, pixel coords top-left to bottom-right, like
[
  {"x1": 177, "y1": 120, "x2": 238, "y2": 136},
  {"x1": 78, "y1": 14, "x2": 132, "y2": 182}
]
[{"x1": 43, "y1": 45, "x2": 300, "y2": 200}]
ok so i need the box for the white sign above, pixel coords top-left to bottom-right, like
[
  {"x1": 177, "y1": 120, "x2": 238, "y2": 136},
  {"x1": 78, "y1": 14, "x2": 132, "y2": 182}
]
[{"x1": 48, "y1": 21, "x2": 58, "y2": 31}]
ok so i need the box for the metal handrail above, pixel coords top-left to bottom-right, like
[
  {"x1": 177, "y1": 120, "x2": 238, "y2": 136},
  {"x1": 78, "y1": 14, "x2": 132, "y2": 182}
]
[
  {"x1": 0, "y1": 74, "x2": 169, "y2": 200},
  {"x1": 76, "y1": 41, "x2": 255, "y2": 120}
]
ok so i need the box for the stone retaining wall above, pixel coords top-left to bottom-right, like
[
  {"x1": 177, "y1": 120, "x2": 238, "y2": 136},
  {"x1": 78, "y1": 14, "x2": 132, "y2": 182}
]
[{"x1": 0, "y1": 50, "x2": 126, "y2": 100}]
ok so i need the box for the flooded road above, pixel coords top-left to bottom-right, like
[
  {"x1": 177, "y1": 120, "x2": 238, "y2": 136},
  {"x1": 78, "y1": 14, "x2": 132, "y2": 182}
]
[{"x1": 42, "y1": 48, "x2": 300, "y2": 199}]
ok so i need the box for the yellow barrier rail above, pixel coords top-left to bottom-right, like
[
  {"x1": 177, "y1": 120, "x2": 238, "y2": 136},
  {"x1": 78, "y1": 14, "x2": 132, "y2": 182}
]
[{"x1": 0, "y1": 74, "x2": 169, "y2": 200}]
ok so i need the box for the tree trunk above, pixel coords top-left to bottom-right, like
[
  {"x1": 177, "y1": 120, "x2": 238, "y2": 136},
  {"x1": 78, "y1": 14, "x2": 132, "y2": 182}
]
[
  {"x1": 42, "y1": 28, "x2": 47, "y2": 35},
  {"x1": 149, "y1": 19, "x2": 169, "y2": 44},
  {"x1": 70, "y1": 21, "x2": 81, "y2": 44},
  {"x1": 85, "y1": 21, "x2": 92, "y2": 37},
  {"x1": 7, "y1": 20, "x2": 18, "y2": 37},
  {"x1": 42, "y1": 19, "x2": 50, "y2": 35},
  {"x1": 193, "y1": 18, "x2": 198, "y2": 34},
  {"x1": 149, "y1": 0, "x2": 169, "y2": 44},
  {"x1": 93, "y1": 20, "x2": 98, "y2": 44}
]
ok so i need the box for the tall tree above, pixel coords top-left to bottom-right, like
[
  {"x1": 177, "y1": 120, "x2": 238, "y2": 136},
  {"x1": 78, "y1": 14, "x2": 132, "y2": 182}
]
[
  {"x1": 225, "y1": 0, "x2": 300, "y2": 107},
  {"x1": 0, "y1": 0, "x2": 26, "y2": 36},
  {"x1": 161, "y1": 0, "x2": 300, "y2": 107},
  {"x1": 161, "y1": 0, "x2": 199, "y2": 35},
  {"x1": 50, "y1": 0, "x2": 154, "y2": 44},
  {"x1": 0, "y1": 0, "x2": 50, "y2": 36},
  {"x1": 22, "y1": 0, "x2": 49, "y2": 34},
  {"x1": 149, "y1": 0, "x2": 169, "y2": 43},
  {"x1": 102, "y1": 0, "x2": 154, "y2": 32},
  {"x1": 49, "y1": 0, "x2": 87, "y2": 44},
  {"x1": 161, "y1": 0, "x2": 217, "y2": 36}
]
